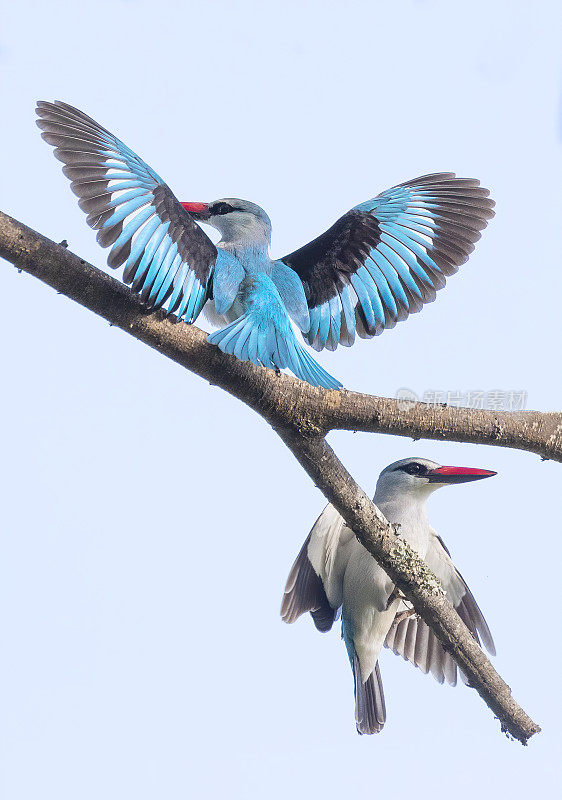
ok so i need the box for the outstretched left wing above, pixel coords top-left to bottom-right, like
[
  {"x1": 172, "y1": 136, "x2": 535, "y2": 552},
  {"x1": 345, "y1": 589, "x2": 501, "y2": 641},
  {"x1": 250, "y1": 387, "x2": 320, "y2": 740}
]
[
  {"x1": 385, "y1": 527, "x2": 495, "y2": 685},
  {"x1": 278, "y1": 173, "x2": 494, "y2": 351},
  {"x1": 36, "y1": 100, "x2": 219, "y2": 322}
]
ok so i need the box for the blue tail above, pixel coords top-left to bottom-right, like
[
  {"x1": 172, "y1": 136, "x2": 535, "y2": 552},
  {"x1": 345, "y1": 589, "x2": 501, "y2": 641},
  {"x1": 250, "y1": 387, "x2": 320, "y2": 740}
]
[
  {"x1": 207, "y1": 275, "x2": 342, "y2": 390},
  {"x1": 207, "y1": 314, "x2": 342, "y2": 389}
]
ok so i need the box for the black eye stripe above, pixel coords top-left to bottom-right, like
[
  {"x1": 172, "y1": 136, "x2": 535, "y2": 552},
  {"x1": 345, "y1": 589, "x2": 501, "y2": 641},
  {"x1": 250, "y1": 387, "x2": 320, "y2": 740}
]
[
  {"x1": 210, "y1": 202, "x2": 243, "y2": 216},
  {"x1": 395, "y1": 463, "x2": 429, "y2": 476},
  {"x1": 209, "y1": 202, "x2": 232, "y2": 215}
]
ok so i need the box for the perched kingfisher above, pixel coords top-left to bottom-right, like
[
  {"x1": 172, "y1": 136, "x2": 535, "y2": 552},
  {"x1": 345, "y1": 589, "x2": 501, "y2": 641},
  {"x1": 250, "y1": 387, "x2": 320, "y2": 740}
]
[
  {"x1": 282, "y1": 457, "x2": 497, "y2": 734},
  {"x1": 36, "y1": 101, "x2": 495, "y2": 389}
]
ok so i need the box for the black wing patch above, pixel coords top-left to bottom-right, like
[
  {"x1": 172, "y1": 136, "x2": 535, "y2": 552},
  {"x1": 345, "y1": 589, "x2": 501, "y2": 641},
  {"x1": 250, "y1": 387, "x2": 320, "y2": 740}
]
[
  {"x1": 283, "y1": 212, "x2": 382, "y2": 308},
  {"x1": 281, "y1": 534, "x2": 337, "y2": 633},
  {"x1": 278, "y1": 173, "x2": 494, "y2": 352}
]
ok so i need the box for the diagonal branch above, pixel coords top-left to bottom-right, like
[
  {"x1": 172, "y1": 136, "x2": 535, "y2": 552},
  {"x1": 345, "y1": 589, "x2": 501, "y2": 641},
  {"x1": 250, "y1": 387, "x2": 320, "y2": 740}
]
[{"x1": 0, "y1": 210, "x2": 544, "y2": 742}]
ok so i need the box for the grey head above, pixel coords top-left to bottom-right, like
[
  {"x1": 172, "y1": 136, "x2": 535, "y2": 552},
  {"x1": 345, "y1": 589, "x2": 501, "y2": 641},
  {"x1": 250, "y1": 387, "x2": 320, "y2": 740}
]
[
  {"x1": 183, "y1": 198, "x2": 272, "y2": 247},
  {"x1": 374, "y1": 457, "x2": 497, "y2": 503}
]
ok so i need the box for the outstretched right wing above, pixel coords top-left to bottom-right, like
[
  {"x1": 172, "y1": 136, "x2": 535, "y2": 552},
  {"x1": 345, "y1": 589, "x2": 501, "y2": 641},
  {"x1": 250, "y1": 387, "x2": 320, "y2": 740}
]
[
  {"x1": 36, "y1": 100, "x2": 222, "y2": 322},
  {"x1": 278, "y1": 173, "x2": 494, "y2": 352},
  {"x1": 385, "y1": 527, "x2": 495, "y2": 685},
  {"x1": 280, "y1": 532, "x2": 337, "y2": 632},
  {"x1": 281, "y1": 504, "x2": 351, "y2": 632}
]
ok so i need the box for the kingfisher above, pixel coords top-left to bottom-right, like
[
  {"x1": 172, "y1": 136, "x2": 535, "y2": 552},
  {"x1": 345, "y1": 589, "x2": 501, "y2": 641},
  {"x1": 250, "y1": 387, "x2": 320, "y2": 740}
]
[
  {"x1": 281, "y1": 457, "x2": 497, "y2": 734},
  {"x1": 36, "y1": 101, "x2": 494, "y2": 389}
]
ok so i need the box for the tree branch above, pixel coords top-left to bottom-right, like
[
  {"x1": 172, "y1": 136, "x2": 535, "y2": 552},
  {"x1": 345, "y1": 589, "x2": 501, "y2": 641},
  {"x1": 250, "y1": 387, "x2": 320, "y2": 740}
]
[
  {"x1": 0, "y1": 210, "x2": 544, "y2": 743},
  {"x1": 2, "y1": 211, "x2": 560, "y2": 462}
]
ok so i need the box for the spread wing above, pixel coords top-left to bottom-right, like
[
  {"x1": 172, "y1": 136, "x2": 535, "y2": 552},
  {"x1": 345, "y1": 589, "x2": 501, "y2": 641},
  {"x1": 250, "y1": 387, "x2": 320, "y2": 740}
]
[
  {"x1": 385, "y1": 527, "x2": 495, "y2": 685},
  {"x1": 280, "y1": 532, "x2": 337, "y2": 633},
  {"x1": 281, "y1": 504, "x2": 351, "y2": 632},
  {"x1": 36, "y1": 100, "x2": 221, "y2": 322},
  {"x1": 278, "y1": 173, "x2": 494, "y2": 351}
]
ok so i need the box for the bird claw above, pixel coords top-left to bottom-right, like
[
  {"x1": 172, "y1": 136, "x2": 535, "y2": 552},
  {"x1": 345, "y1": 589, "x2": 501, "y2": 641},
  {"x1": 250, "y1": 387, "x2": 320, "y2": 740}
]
[
  {"x1": 393, "y1": 607, "x2": 417, "y2": 625},
  {"x1": 385, "y1": 588, "x2": 416, "y2": 622},
  {"x1": 385, "y1": 586, "x2": 406, "y2": 610}
]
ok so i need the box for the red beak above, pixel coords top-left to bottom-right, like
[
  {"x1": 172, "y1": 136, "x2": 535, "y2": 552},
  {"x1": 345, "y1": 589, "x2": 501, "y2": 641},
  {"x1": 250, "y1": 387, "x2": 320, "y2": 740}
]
[
  {"x1": 181, "y1": 202, "x2": 209, "y2": 215},
  {"x1": 427, "y1": 465, "x2": 497, "y2": 484}
]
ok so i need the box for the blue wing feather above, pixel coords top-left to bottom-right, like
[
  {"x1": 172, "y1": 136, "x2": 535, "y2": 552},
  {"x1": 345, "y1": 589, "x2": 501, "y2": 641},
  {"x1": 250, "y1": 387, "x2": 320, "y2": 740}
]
[
  {"x1": 339, "y1": 285, "x2": 356, "y2": 343},
  {"x1": 212, "y1": 249, "x2": 246, "y2": 316},
  {"x1": 364, "y1": 255, "x2": 398, "y2": 319},
  {"x1": 37, "y1": 100, "x2": 226, "y2": 323},
  {"x1": 129, "y1": 222, "x2": 170, "y2": 290},
  {"x1": 154, "y1": 252, "x2": 182, "y2": 307},
  {"x1": 270, "y1": 260, "x2": 310, "y2": 333},
  {"x1": 282, "y1": 173, "x2": 494, "y2": 351},
  {"x1": 356, "y1": 266, "x2": 386, "y2": 326}
]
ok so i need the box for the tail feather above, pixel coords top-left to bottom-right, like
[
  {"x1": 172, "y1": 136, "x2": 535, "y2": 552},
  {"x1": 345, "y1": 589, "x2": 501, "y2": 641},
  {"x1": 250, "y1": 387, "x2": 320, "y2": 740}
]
[
  {"x1": 212, "y1": 316, "x2": 246, "y2": 354},
  {"x1": 233, "y1": 323, "x2": 253, "y2": 361},
  {"x1": 353, "y1": 654, "x2": 386, "y2": 735},
  {"x1": 274, "y1": 329, "x2": 290, "y2": 370},
  {"x1": 208, "y1": 314, "x2": 342, "y2": 390},
  {"x1": 298, "y1": 344, "x2": 336, "y2": 387},
  {"x1": 247, "y1": 326, "x2": 260, "y2": 367}
]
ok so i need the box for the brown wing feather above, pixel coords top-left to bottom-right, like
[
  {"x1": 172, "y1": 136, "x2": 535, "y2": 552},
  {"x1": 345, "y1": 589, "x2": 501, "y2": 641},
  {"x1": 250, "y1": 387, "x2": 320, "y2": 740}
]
[
  {"x1": 281, "y1": 534, "x2": 337, "y2": 633},
  {"x1": 384, "y1": 532, "x2": 495, "y2": 685}
]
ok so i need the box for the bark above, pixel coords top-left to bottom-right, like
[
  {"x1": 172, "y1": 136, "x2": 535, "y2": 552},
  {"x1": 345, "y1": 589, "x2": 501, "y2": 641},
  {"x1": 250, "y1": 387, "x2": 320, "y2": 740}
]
[{"x1": 0, "y1": 210, "x2": 546, "y2": 743}]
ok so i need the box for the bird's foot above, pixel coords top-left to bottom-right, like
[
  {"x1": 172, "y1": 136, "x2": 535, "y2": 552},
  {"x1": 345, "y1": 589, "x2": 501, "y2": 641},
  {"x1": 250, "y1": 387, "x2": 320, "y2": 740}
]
[
  {"x1": 385, "y1": 586, "x2": 407, "y2": 610},
  {"x1": 393, "y1": 607, "x2": 417, "y2": 625}
]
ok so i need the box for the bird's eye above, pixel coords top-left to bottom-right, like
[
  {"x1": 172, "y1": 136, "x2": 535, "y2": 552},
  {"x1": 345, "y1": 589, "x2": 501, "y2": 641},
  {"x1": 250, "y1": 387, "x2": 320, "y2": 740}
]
[
  {"x1": 404, "y1": 463, "x2": 427, "y2": 476},
  {"x1": 210, "y1": 202, "x2": 234, "y2": 216}
]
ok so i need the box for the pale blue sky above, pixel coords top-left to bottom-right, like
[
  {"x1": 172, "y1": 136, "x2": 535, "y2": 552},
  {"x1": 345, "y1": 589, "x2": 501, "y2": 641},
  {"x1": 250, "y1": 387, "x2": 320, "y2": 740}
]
[{"x1": 1, "y1": 1, "x2": 561, "y2": 798}]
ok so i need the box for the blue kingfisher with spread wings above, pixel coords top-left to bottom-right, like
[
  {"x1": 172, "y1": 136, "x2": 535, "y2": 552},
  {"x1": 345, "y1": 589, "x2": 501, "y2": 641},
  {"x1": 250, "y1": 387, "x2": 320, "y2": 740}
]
[{"x1": 37, "y1": 101, "x2": 494, "y2": 389}]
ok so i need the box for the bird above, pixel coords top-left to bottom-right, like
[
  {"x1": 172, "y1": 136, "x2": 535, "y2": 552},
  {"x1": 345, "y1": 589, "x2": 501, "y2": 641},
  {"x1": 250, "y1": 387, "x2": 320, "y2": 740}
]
[
  {"x1": 281, "y1": 457, "x2": 497, "y2": 734},
  {"x1": 36, "y1": 101, "x2": 495, "y2": 390}
]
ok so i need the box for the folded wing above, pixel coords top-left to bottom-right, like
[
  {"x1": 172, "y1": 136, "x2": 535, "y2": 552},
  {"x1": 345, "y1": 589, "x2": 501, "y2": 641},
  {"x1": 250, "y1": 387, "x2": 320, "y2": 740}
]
[
  {"x1": 278, "y1": 173, "x2": 494, "y2": 352},
  {"x1": 36, "y1": 100, "x2": 221, "y2": 323},
  {"x1": 385, "y1": 527, "x2": 495, "y2": 685}
]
